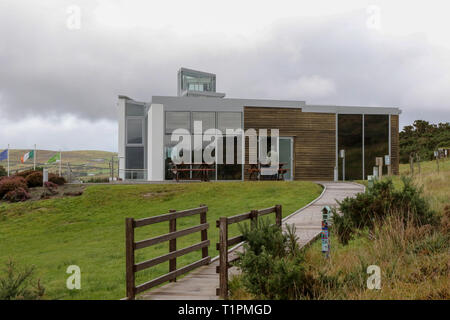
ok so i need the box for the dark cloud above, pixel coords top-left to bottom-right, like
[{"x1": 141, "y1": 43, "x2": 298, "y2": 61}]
[{"x1": 0, "y1": 1, "x2": 449, "y2": 133}]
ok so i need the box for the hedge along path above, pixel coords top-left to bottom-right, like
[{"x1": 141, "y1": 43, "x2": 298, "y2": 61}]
[{"x1": 139, "y1": 181, "x2": 365, "y2": 300}]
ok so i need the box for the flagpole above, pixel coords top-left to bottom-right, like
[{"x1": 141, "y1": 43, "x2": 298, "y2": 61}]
[
  {"x1": 59, "y1": 150, "x2": 62, "y2": 177},
  {"x1": 34, "y1": 144, "x2": 36, "y2": 170},
  {"x1": 7, "y1": 144, "x2": 10, "y2": 177}
]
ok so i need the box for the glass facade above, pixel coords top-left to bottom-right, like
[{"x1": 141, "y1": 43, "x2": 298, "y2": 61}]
[
  {"x1": 126, "y1": 147, "x2": 145, "y2": 179},
  {"x1": 165, "y1": 111, "x2": 190, "y2": 134},
  {"x1": 127, "y1": 118, "x2": 143, "y2": 144},
  {"x1": 180, "y1": 73, "x2": 215, "y2": 92},
  {"x1": 338, "y1": 114, "x2": 390, "y2": 180},
  {"x1": 217, "y1": 136, "x2": 242, "y2": 180},
  {"x1": 126, "y1": 102, "x2": 145, "y2": 116},
  {"x1": 164, "y1": 111, "x2": 243, "y2": 180},
  {"x1": 364, "y1": 115, "x2": 389, "y2": 177},
  {"x1": 338, "y1": 114, "x2": 363, "y2": 180},
  {"x1": 192, "y1": 112, "x2": 215, "y2": 133},
  {"x1": 124, "y1": 101, "x2": 146, "y2": 180}
]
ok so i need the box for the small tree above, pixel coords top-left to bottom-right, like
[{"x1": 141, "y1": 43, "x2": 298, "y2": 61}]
[{"x1": 0, "y1": 259, "x2": 45, "y2": 300}]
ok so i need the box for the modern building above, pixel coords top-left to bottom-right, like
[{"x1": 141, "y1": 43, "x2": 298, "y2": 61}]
[{"x1": 118, "y1": 68, "x2": 401, "y2": 181}]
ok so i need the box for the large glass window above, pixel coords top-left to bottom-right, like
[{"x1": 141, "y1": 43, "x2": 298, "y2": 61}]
[
  {"x1": 192, "y1": 112, "x2": 216, "y2": 133},
  {"x1": 181, "y1": 74, "x2": 215, "y2": 92},
  {"x1": 364, "y1": 115, "x2": 389, "y2": 178},
  {"x1": 127, "y1": 118, "x2": 143, "y2": 144},
  {"x1": 338, "y1": 114, "x2": 363, "y2": 180},
  {"x1": 218, "y1": 112, "x2": 242, "y2": 133},
  {"x1": 126, "y1": 147, "x2": 144, "y2": 179},
  {"x1": 126, "y1": 102, "x2": 145, "y2": 116},
  {"x1": 166, "y1": 112, "x2": 190, "y2": 134},
  {"x1": 217, "y1": 136, "x2": 242, "y2": 180}
]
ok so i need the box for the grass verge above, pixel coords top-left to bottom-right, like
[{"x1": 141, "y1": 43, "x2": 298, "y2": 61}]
[{"x1": 0, "y1": 181, "x2": 322, "y2": 299}]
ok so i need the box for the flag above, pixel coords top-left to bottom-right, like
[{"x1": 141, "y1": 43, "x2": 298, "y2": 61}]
[
  {"x1": 0, "y1": 149, "x2": 7, "y2": 161},
  {"x1": 21, "y1": 150, "x2": 34, "y2": 163},
  {"x1": 47, "y1": 153, "x2": 61, "y2": 164}
]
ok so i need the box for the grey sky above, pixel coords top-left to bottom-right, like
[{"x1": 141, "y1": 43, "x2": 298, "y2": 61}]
[{"x1": 1, "y1": 0, "x2": 449, "y2": 152}]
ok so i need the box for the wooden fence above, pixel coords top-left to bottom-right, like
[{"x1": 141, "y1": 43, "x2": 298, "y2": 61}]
[
  {"x1": 125, "y1": 205, "x2": 210, "y2": 300},
  {"x1": 215, "y1": 204, "x2": 282, "y2": 299}
]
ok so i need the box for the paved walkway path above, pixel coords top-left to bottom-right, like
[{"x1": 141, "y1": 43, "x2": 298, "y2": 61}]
[{"x1": 140, "y1": 182, "x2": 364, "y2": 300}]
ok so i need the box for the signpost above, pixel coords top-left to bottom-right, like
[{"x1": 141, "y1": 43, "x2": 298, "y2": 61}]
[
  {"x1": 321, "y1": 206, "x2": 331, "y2": 258},
  {"x1": 373, "y1": 166, "x2": 379, "y2": 180},
  {"x1": 368, "y1": 175, "x2": 374, "y2": 188},
  {"x1": 340, "y1": 149, "x2": 345, "y2": 181},
  {"x1": 434, "y1": 151, "x2": 440, "y2": 173},
  {"x1": 375, "y1": 157, "x2": 383, "y2": 179},
  {"x1": 43, "y1": 169, "x2": 48, "y2": 186}
]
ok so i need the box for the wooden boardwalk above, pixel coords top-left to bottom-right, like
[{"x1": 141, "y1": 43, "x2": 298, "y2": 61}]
[{"x1": 139, "y1": 182, "x2": 364, "y2": 300}]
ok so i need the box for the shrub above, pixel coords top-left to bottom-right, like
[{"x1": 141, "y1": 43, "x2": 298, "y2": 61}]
[
  {"x1": 3, "y1": 187, "x2": 31, "y2": 202},
  {"x1": 15, "y1": 169, "x2": 37, "y2": 178},
  {"x1": 0, "y1": 165, "x2": 6, "y2": 177},
  {"x1": 332, "y1": 177, "x2": 437, "y2": 245},
  {"x1": 0, "y1": 259, "x2": 45, "y2": 300},
  {"x1": 235, "y1": 219, "x2": 319, "y2": 299},
  {"x1": 48, "y1": 174, "x2": 66, "y2": 185},
  {"x1": 25, "y1": 171, "x2": 43, "y2": 188},
  {"x1": 0, "y1": 176, "x2": 28, "y2": 199},
  {"x1": 41, "y1": 181, "x2": 59, "y2": 198}
]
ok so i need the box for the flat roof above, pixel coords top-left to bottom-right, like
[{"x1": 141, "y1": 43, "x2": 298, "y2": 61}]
[{"x1": 119, "y1": 95, "x2": 401, "y2": 115}]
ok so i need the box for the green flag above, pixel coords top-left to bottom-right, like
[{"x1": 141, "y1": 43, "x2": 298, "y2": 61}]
[{"x1": 47, "y1": 153, "x2": 60, "y2": 164}]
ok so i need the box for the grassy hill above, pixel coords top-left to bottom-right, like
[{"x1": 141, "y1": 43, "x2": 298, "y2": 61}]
[
  {"x1": 302, "y1": 158, "x2": 449, "y2": 299},
  {"x1": 0, "y1": 149, "x2": 117, "y2": 181},
  {"x1": 0, "y1": 181, "x2": 322, "y2": 300}
]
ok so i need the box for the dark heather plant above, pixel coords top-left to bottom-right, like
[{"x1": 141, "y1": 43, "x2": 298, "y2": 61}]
[
  {"x1": 15, "y1": 169, "x2": 38, "y2": 178},
  {"x1": 235, "y1": 218, "x2": 320, "y2": 299},
  {"x1": 25, "y1": 171, "x2": 43, "y2": 188},
  {"x1": 0, "y1": 259, "x2": 45, "y2": 300},
  {"x1": 0, "y1": 176, "x2": 28, "y2": 199},
  {"x1": 3, "y1": 187, "x2": 31, "y2": 202},
  {"x1": 48, "y1": 174, "x2": 66, "y2": 186},
  {"x1": 332, "y1": 176, "x2": 437, "y2": 245}
]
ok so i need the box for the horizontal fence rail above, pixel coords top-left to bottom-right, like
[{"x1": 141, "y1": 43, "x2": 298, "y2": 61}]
[
  {"x1": 125, "y1": 205, "x2": 210, "y2": 300},
  {"x1": 216, "y1": 204, "x2": 282, "y2": 299}
]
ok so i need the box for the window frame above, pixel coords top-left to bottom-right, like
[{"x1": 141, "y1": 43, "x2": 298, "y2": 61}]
[{"x1": 126, "y1": 116, "x2": 145, "y2": 146}]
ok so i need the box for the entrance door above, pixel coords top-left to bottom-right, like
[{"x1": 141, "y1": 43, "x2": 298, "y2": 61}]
[{"x1": 279, "y1": 137, "x2": 293, "y2": 180}]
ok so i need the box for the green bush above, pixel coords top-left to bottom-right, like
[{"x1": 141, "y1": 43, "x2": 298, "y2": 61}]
[
  {"x1": 0, "y1": 259, "x2": 45, "y2": 300},
  {"x1": 25, "y1": 171, "x2": 43, "y2": 188},
  {"x1": 235, "y1": 219, "x2": 318, "y2": 299},
  {"x1": 0, "y1": 176, "x2": 28, "y2": 199},
  {"x1": 332, "y1": 177, "x2": 437, "y2": 245}
]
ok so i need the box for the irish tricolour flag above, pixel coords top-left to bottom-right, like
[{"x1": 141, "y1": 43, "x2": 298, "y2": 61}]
[{"x1": 21, "y1": 150, "x2": 34, "y2": 163}]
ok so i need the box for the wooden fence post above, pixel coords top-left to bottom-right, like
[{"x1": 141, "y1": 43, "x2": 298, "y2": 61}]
[
  {"x1": 169, "y1": 209, "x2": 177, "y2": 282},
  {"x1": 275, "y1": 205, "x2": 282, "y2": 227},
  {"x1": 218, "y1": 217, "x2": 228, "y2": 299},
  {"x1": 200, "y1": 204, "x2": 208, "y2": 259},
  {"x1": 250, "y1": 209, "x2": 258, "y2": 229},
  {"x1": 125, "y1": 218, "x2": 135, "y2": 300}
]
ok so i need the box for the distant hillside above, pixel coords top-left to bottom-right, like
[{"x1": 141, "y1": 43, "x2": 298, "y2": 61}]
[
  {"x1": 400, "y1": 120, "x2": 450, "y2": 163},
  {"x1": 0, "y1": 149, "x2": 117, "y2": 173}
]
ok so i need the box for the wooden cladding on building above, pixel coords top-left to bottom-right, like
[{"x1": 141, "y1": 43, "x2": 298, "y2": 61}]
[
  {"x1": 391, "y1": 115, "x2": 400, "y2": 175},
  {"x1": 244, "y1": 107, "x2": 336, "y2": 180},
  {"x1": 244, "y1": 107, "x2": 399, "y2": 181}
]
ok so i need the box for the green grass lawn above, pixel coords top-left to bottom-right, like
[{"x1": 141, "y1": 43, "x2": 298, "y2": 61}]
[{"x1": 0, "y1": 181, "x2": 322, "y2": 300}]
